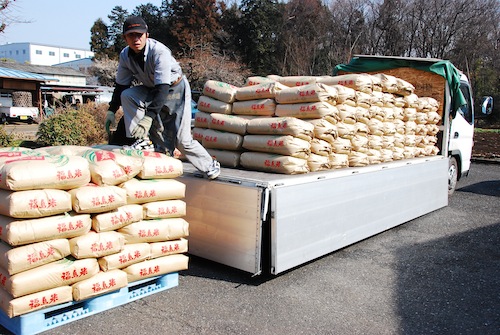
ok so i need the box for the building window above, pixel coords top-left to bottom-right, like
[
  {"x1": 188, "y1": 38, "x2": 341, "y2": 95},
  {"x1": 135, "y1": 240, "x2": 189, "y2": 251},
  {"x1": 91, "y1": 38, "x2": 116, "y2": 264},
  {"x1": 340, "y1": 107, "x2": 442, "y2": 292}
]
[
  {"x1": 23, "y1": 50, "x2": 26, "y2": 54},
  {"x1": 49, "y1": 51, "x2": 55, "y2": 56},
  {"x1": 75, "y1": 54, "x2": 81, "y2": 59},
  {"x1": 36, "y1": 50, "x2": 42, "y2": 55},
  {"x1": 63, "y1": 53, "x2": 69, "y2": 57}
]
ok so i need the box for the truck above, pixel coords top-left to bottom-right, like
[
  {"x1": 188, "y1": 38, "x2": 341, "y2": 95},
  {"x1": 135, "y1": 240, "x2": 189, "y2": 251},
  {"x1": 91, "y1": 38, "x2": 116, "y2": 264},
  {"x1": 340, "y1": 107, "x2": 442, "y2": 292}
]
[
  {"x1": 179, "y1": 55, "x2": 490, "y2": 276},
  {"x1": 0, "y1": 106, "x2": 39, "y2": 124}
]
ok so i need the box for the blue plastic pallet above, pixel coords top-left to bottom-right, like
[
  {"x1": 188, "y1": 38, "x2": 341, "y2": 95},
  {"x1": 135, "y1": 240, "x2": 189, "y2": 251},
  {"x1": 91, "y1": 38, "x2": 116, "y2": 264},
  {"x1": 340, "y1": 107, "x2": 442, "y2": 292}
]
[{"x1": 0, "y1": 272, "x2": 178, "y2": 335}]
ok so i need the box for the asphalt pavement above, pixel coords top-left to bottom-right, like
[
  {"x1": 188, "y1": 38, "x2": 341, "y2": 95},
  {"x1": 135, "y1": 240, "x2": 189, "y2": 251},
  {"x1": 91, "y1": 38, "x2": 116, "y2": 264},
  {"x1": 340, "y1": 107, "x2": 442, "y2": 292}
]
[{"x1": 0, "y1": 162, "x2": 498, "y2": 335}]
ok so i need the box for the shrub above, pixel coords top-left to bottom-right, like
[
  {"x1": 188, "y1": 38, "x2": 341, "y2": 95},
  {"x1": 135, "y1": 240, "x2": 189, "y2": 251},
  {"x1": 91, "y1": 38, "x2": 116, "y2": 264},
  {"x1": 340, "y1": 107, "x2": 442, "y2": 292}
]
[
  {"x1": 0, "y1": 126, "x2": 15, "y2": 147},
  {"x1": 36, "y1": 108, "x2": 107, "y2": 146}
]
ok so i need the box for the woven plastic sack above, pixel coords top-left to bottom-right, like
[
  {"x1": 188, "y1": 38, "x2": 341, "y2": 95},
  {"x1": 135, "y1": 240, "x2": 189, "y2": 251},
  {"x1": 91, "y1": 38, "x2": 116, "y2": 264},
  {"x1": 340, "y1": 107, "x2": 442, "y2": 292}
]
[
  {"x1": 150, "y1": 238, "x2": 188, "y2": 259},
  {"x1": 329, "y1": 153, "x2": 349, "y2": 169},
  {"x1": 336, "y1": 122, "x2": 356, "y2": 139},
  {"x1": 142, "y1": 199, "x2": 186, "y2": 219},
  {"x1": 232, "y1": 98, "x2": 276, "y2": 116},
  {"x1": 192, "y1": 127, "x2": 206, "y2": 142},
  {"x1": 308, "y1": 118, "x2": 338, "y2": 144},
  {"x1": 0, "y1": 155, "x2": 91, "y2": 191},
  {"x1": 197, "y1": 95, "x2": 233, "y2": 114},
  {"x1": 331, "y1": 85, "x2": 356, "y2": 106},
  {"x1": 235, "y1": 81, "x2": 288, "y2": 101},
  {"x1": 0, "y1": 238, "x2": 70, "y2": 275},
  {"x1": 354, "y1": 107, "x2": 370, "y2": 124},
  {"x1": 243, "y1": 135, "x2": 311, "y2": 159},
  {"x1": 34, "y1": 145, "x2": 93, "y2": 156},
  {"x1": 275, "y1": 101, "x2": 339, "y2": 120},
  {"x1": 350, "y1": 134, "x2": 369, "y2": 153},
  {"x1": 246, "y1": 116, "x2": 314, "y2": 141},
  {"x1": 395, "y1": 77, "x2": 415, "y2": 96},
  {"x1": 380, "y1": 149, "x2": 394, "y2": 162},
  {"x1": 98, "y1": 243, "x2": 151, "y2": 271},
  {"x1": 331, "y1": 137, "x2": 352, "y2": 154},
  {"x1": 0, "y1": 285, "x2": 72, "y2": 318},
  {"x1": 240, "y1": 152, "x2": 309, "y2": 174},
  {"x1": 69, "y1": 185, "x2": 127, "y2": 214},
  {"x1": 355, "y1": 91, "x2": 371, "y2": 108},
  {"x1": 112, "y1": 149, "x2": 183, "y2": 180},
  {"x1": 123, "y1": 254, "x2": 189, "y2": 283},
  {"x1": 318, "y1": 74, "x2": 373, "y2": 94},
  {"x1": 404, "y1": 93, "x2": 420, "y2": 108},
  {"x1": 208, "y1": 113, "x2": 249, "y2": 135},
  {"x1": 337, "y1": 104, "x2": 357, "y2": 124},
  {"x1": 276, "y1": 75, "x2": 319, "y2": 87},
  {"x1": 275, "y1": 83, "x2": 338, "y2": 104},
  {"x1": 245, "y1": 76, "x2": 276, "y2": 86},
  {"x1": 0, "y1": 213, "x2": 91, "y2": 246},
  {"x1": 202, "y1": 80, "x2": 239, "y2": 103},
  {"x1": 69, "y1": 231, "x2": 125, "y2": 259},
  {"x1": 202, "y1": 128, "x2": 244, "y2": 150},
  {"x1": 207, "y1": 149, "x2": 241, "y2": 168},
  {"x1": 81, "y1": 149, "x2": 143, "y2": 186},
  {"x1": 72, "y1": 269, "x2": 128, "y2": 301},
  {"x1": 369, "y1": 91, "x2": 384, "y2": 107},
  {"x1": 367, "y1": 148, "x2": 383, "y2": 165},
  {"x1": 92, "y1": 204, "x2": 144, "y2": 232},
  {"x1": 368, "y1": 135, "x2": 383, "y2": 150},
  {"x1": 307, "y1": 153, "x2": 331, "y2": 172},
  {"x1": 5, "y1": 257, "x2": 99, "y2": 298},
  {"x1": 348, "y1": 151, "x2": 369, "y2": 167},
  {"x1": 310, "y1": 138, "x2": 333, "y2": 156},
  {"x1": 0, "y1": 188, "x2": 72, "y2": 219},
  {"x1": 118, "y1": 218, "x2": 189, "y2": 244},
  {"x1": 120, "y1": 178, "x2": 185, "y2": 205},
  {"x1": 371, "y1": 73, "x2": 398, "y2": 94},
  {"x1": 194, "y1": 111, "x2": 211, "y2": 128}
]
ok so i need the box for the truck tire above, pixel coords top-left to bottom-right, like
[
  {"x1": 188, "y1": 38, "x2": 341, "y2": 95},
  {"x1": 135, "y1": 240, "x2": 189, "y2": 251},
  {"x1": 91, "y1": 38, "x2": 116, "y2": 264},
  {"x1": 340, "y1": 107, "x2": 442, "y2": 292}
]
[
  {"x1": 1, "y1": 113, "x2": 7, "y2": 124},
  {"x1": 448, "y1": 156, "x2": 458, "y2": 196}
]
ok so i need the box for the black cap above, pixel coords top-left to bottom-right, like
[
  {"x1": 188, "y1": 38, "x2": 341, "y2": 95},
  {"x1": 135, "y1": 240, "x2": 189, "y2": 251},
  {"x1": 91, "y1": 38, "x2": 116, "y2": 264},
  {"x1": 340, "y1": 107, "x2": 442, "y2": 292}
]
[{"x1": 123, "y1": 16, "x2": 148, "y2": 35}]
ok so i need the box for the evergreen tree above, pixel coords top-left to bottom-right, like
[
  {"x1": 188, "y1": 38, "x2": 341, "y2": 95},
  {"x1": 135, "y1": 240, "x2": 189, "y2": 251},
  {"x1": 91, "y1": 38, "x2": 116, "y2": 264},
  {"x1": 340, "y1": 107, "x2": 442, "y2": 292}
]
[
  {"x1": 132, "y1": 3, "x2": 171, "y2": 47},
  {"x1": 166, "y1": 0, "x2": 221, "y2": 56},
  {"x1": 237, "y1": 0, "x2": 285, "y2": 75},
  {"x1": 107, "y1": 6, "x2": 129, "y2": 59},
  {"x1": 90, "y1": 18, "x2": 110, "y2": 60}
]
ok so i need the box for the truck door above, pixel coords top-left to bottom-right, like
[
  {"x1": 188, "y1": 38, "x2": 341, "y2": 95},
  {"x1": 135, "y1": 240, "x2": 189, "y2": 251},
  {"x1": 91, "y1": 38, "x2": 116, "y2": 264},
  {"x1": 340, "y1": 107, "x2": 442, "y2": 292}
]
[{"x1": 448, "y1": 81, "x2": 474, "y2": 177}]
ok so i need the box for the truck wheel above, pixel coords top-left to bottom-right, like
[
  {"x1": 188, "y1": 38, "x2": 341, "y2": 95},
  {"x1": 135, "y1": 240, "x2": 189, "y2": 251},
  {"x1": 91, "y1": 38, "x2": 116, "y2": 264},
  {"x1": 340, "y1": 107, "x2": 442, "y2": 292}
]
[
  {"x1": 448, "y1": 156, "x2": 458, "y2": 196},
  {"x1": 1, "y1": 114, "x2": 6, "y2": 124}
]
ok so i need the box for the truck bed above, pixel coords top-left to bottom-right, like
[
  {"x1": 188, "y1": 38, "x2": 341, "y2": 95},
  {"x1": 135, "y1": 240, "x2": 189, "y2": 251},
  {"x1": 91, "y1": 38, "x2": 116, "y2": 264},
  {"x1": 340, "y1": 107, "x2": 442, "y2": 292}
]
[{"x1": 180, "y1": 155, "x2": 448, "y2": 275}]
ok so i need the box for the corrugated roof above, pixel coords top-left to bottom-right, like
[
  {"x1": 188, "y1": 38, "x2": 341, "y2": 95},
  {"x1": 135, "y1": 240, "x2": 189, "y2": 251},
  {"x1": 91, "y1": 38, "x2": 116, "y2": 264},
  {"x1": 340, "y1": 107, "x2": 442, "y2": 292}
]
[
  {"x1": 0, "y1": 66, "x2": 54, "y2": 81},
  {"x1": 0, "y1": 61, "x2": 86, "y2": 77}
]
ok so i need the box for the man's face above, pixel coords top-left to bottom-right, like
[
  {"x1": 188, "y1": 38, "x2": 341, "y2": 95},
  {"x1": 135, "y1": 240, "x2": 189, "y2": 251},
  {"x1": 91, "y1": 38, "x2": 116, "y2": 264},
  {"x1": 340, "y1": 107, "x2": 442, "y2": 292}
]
[{"x1": 124, "y1": 32, "x2": 148, "y2": 53}]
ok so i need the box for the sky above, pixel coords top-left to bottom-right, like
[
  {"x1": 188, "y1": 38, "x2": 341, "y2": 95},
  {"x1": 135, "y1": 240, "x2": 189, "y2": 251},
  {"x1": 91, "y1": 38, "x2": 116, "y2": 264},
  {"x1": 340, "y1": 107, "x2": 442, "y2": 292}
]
[{"x1": 0, "y1": 0, "x2": 163, "y2": 50}]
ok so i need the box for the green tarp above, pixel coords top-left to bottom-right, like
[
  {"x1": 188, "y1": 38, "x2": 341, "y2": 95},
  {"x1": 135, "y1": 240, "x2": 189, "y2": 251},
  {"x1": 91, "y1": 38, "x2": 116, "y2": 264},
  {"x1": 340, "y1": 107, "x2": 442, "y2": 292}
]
[{"x1": 333, "y1": 56, "x2": 467, "y2": 114}]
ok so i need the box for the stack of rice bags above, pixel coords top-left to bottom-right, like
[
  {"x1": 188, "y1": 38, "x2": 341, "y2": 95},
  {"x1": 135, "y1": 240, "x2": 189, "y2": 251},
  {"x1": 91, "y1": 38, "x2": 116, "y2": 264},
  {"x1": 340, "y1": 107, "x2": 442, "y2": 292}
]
[
  {"x1": 193, "y1": 73, "x2": 441, "y2": 175},
  {"x1": 0, "y1": 145, "x2": 188, "y2": 318}
]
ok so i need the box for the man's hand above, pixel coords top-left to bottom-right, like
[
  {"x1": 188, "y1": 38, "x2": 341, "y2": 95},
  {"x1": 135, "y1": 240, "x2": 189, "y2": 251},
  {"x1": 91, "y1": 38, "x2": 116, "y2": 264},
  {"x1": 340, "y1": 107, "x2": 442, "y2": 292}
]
[
  {"x1": 105, "y1": 111, "x2": 116, "y2": 134},
  {"x1": 131, "y1": 116, "x2": 153, "y2": 138}
]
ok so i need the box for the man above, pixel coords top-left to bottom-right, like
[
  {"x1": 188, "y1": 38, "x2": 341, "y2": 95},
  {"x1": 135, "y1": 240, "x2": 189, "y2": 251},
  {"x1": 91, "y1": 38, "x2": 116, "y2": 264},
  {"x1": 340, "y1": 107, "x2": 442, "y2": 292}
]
[{"x1": 105, "y1": 16, "x2": 220, "y2": 179}]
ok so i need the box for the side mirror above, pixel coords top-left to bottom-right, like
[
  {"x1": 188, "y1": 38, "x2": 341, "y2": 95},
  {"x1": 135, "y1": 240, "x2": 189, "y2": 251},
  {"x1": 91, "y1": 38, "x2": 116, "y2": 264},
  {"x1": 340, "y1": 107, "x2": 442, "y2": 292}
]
[{"x1": 481, "y1": 96, "x2": 493, "y2": 115}]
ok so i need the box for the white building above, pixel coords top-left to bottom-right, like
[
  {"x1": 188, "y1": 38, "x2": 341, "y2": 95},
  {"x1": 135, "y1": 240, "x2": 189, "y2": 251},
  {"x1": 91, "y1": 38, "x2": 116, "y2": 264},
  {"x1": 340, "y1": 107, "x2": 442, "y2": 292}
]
[{"x1": 0, "y1": 42, "x2": 94, "y2": 66}]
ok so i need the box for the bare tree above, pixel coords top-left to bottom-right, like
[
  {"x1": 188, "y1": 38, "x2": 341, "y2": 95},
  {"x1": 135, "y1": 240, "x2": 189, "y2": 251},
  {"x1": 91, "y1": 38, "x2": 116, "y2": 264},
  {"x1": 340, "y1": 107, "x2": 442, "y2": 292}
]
[
  {"x1": 88, "y1": 55, "x2": 118, "y2": 87},
  {"x1": 279, "y1": 0, "x2": 332, "y2": 75}
]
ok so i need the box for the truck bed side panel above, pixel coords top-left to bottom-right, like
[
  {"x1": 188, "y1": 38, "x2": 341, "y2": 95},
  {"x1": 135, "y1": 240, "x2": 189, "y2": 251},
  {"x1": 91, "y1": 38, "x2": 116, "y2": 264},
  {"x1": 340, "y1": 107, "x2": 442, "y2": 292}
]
[
  {"x1": 181, "y1": 178, "x2": 264, "y2": 275},
  {"x1": 271, "y1": 157, "x2": 448, "y2": 274}
]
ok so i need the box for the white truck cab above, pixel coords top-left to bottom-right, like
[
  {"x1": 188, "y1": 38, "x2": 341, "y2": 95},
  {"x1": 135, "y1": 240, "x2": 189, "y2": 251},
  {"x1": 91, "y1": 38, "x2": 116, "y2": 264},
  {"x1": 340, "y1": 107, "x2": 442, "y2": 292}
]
[{"x1": 447, "y1": 72, "x2": 475, "y2": 194}]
